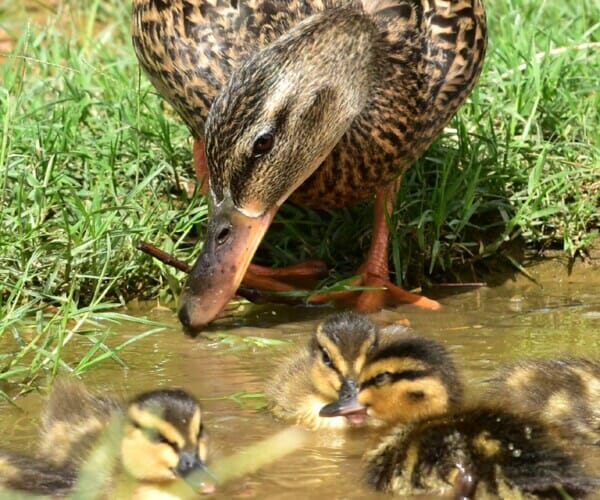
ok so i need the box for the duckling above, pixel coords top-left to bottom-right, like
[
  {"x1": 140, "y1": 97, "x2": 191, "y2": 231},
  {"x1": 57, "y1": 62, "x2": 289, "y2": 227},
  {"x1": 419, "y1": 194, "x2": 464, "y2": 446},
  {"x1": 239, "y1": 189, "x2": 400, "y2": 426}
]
[
  {"x1": 487, "y1": 357, "x2": 600, "y2": 446},
  {"x1": 131, "y1": 0, "x2": 488, "y2": 332},
  {"x1": 366, "y1": 407, "x2": 599, "y2": 498},
  {"x1": 318, "y1": 335, "x2": 463, "y2": 424},
  {"x1": 27, "y1": 379, "x2": 214, "y2": 497},
  {"x1": 324, "y1": 339, "x2": 599, "y2": 498},
  {"x1": 265, "y1": 312, "x2": 380, "y2": 430}
]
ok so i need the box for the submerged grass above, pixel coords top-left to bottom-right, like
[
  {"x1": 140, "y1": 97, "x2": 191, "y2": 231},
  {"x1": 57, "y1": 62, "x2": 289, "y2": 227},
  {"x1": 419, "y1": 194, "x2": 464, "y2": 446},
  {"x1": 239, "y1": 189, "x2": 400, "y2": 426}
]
[{"x1": 0, "y1": 1, "x2": 598, "y2": 390}]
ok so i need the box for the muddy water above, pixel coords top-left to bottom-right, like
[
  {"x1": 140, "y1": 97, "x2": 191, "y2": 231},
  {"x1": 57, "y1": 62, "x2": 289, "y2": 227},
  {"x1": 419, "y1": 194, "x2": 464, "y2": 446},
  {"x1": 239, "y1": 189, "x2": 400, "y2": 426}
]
[{"x1": 1, "y1": 260, "x2": 600, "y2": 498}]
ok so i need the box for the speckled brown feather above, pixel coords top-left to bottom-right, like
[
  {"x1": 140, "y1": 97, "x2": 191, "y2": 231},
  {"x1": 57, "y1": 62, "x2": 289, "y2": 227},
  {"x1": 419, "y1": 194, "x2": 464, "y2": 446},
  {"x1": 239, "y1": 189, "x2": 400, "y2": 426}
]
[{"x1": 131, "y1": 0, "x2": 486, "y2": 208}]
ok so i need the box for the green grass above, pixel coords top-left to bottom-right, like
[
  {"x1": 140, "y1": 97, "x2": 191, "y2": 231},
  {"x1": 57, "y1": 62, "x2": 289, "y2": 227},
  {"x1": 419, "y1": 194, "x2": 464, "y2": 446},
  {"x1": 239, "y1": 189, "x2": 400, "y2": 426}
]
[{"x1": 0, "y1": 1, "x2": 598, "y2": 391}]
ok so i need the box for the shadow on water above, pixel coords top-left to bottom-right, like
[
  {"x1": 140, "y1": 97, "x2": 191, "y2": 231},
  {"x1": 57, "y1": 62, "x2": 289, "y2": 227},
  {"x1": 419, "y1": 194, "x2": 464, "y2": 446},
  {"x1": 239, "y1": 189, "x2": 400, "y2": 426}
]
[{"x1": 1, "y1": 259, "x2": 600, "y2": 498}]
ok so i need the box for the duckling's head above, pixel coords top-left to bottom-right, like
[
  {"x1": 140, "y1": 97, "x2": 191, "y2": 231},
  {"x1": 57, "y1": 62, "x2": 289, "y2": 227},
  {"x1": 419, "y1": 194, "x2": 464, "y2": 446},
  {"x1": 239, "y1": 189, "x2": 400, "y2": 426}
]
[
  {"x1": 310, "y1": 312, "x2": 379, "y2": 424},
  {"x1": 322, "y1": 337, "x2": 462, "y2": 425},
  {"x1": 178, "y1": 9, "x2": 384, "y2": 332},
  {"x1": 121, "y1": 389, "x2": 212, "y2": 490}
]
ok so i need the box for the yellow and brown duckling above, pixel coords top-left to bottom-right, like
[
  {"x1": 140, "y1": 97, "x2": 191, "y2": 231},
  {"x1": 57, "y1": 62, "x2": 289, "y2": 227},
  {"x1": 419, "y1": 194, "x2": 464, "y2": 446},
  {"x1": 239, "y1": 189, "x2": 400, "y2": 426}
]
[
  {"x1": 487, "y1": 357, "x2": 600, "y2": 446},
  {"x1": 366, "y1": 407, "x2": 599, "y2": 498},
  {"x1": 265, "y1": 312, "x2": 381, "y2": 430},
  {"x1": 319, "y1": 334, "x2": 463, "y2": 424},
  {"x1": 1, "y1": 379, "x2": 214, "y2": 497},
  {"x1": 324, "y1": 340, "x2": 599, "y2": 498},
  {"x1": 131, "y1": 0, "x2": 487, "y2": 332}
]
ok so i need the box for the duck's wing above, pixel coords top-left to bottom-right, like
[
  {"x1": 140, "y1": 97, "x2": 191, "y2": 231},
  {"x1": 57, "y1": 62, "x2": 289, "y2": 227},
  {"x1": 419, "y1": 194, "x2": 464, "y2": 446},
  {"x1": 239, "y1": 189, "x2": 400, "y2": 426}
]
[
  {"x1": 365, "y1": 0, "x2": 486, "y2": 113},
  {"x1": 132, "y1": 0, "x2": 241, "y2": 138},
  {"x1": 0, "y1": 450, "x2": 77, "y2": 496}
]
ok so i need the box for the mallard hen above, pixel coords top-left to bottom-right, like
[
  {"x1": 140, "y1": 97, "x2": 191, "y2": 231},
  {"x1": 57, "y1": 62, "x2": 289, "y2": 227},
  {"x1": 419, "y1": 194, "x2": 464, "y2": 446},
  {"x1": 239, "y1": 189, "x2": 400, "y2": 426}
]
[{"x1": 131, "y1": 0, "x2": 487, "y2": 332}]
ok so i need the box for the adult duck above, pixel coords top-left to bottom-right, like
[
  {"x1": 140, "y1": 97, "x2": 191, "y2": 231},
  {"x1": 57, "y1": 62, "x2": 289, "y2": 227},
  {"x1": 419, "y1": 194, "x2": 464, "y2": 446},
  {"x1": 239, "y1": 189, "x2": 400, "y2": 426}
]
[{"x1": 131, "y1": 0, "x2": 487, "y2": 332}]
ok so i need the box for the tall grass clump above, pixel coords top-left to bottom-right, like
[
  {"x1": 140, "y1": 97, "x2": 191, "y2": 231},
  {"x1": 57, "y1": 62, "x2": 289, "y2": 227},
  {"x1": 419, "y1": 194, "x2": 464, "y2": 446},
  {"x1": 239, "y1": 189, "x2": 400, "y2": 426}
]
[
  {"x1": 0, "y1": 2, "x2": 204, "y2": 392},
  {"x1": 0, "y1": 1, "x2": 598, "y2": 391}
]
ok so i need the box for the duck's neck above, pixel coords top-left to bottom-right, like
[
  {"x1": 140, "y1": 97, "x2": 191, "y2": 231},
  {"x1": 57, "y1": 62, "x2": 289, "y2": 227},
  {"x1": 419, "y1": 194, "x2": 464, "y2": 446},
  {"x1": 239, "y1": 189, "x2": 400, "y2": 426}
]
[
  {"x1": 206, "y1": 7, "x2": 385, "y2": 208},
  {"x1": 266, "y1": 7, "x2": 383, "y2": 119}
]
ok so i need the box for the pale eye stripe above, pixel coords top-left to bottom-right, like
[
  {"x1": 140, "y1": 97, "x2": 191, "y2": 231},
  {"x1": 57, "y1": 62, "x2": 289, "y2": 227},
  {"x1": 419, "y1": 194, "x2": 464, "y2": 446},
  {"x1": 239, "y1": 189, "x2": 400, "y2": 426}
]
[{"x1": 189, "y1": 409, "x2": 202, "y2": 444}]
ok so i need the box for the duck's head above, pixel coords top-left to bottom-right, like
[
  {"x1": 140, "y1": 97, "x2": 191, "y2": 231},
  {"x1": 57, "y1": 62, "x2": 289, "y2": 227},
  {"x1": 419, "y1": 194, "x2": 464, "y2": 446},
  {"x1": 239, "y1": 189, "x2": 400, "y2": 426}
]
[
  {"x1": 320, "y1": 337, "x2": 462, "y2": 425},
  {"x1": 121, "y1": 389, "x2": 215, "y2": 493},
  {"x1": 307, "y1": 312, "x2": 379, "y2": 426},
  {"x1": 178, "y1": 9, "x2": 383, "y2": 332}
]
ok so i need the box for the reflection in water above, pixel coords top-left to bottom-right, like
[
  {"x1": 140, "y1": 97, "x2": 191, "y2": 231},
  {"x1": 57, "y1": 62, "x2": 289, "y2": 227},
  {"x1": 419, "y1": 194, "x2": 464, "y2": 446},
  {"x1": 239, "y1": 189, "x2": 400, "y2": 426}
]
[{"x1": 1, "y1": 265, "x2": 599, "y2": 498}]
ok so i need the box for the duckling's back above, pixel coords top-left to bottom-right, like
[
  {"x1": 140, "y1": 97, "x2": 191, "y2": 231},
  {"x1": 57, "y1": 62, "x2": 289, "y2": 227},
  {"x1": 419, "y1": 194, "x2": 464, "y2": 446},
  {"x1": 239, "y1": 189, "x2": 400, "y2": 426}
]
[
  {"x1": 366, "y1": 407, "x2": 599, "y2": 498},
  {"x1": 488, "y1": 358, "x2": 600, "y2": 445},
  {"x1": 38, "y1": 378, "x2": 122, "y2": 468}
]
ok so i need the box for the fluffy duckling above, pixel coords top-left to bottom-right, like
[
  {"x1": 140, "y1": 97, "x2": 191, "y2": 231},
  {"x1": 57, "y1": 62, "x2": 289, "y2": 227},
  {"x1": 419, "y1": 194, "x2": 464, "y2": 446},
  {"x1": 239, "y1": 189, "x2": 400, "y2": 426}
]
[
  {"x1": 487, "y1": 357, "x2": 600, "y2": 446},
  {"x1": 366, "y1": 407, "x2": 598, "y2": 498},
  {"x1": 319, "y1": 335, "x2": 463, "y2": 424},
  {"x1": 325, "y1": 339, "x2": 599, "y2": 498},
  {"x1": 25, "y1": 379, "x2": 214, "y2": 497},
  {"x1": 265, "y1": 312, "x2": 380, "y2": 430}
]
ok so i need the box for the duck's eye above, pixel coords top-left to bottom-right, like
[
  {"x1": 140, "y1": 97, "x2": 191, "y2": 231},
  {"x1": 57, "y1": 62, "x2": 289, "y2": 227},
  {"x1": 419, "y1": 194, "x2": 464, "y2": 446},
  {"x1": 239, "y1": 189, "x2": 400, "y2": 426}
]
[
  {"x1": 157, "y1": 434, "x2": 179, "y2": 451},
  {"x1": 252, "y1": 133, "x2": 274, "y2": 157},
  {"x1": 374, "y1": 372, "x2": 391, "y2": 385},
  {"x1": 320, "y1": 348, "x2": 332, "y2": 368},
  {"x1": 216, "y1": 224, "x2": 231, "y2": 246}
]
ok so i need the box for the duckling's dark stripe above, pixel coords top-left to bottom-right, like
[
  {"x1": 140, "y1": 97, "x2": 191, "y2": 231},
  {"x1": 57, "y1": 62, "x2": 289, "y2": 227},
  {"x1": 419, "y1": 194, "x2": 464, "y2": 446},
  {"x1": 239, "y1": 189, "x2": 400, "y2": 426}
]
[
  {"x1": 362, "y1": 369, "x2": 434, "y2": 390},
  {"x1": 149, "y1": 0, "x2": 169, "y2": 12}
]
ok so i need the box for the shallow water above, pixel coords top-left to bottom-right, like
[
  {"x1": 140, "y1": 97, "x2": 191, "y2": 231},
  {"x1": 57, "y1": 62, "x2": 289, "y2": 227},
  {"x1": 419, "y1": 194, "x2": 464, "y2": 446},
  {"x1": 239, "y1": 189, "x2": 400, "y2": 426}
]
[{"x1": 1, "y1": 259, "x2": 600, "y2": 498}]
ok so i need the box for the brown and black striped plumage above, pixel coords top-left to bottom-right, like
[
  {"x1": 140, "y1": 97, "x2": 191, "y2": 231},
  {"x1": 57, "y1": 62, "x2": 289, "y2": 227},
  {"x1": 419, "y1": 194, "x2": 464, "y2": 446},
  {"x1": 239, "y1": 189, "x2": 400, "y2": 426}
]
[
  {"x1": 132, "y1": 0, "x2": 486, "y2": 207},
  {"x1": 132, "y1": 0, "x2": 487, "y2": 331}
]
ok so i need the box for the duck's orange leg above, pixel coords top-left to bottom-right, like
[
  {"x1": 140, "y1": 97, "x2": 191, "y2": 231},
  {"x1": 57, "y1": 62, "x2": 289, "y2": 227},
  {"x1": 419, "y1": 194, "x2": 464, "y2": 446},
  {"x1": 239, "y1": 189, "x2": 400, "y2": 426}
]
[{"x1": 311, "y1": 180, "x2": 441, "y2": 311}]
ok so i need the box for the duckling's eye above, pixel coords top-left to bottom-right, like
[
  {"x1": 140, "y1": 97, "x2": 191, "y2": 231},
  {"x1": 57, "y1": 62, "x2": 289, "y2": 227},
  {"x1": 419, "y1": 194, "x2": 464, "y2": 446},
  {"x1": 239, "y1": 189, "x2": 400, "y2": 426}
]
[
  {"x1": 157, "y1": 434, "x2": 179, "y2": 450},
  {"x1": 197, "y1": 422, "x2": 205, "y2": 439},
  {"x1": 252, "y1": 133, "x2": 274, "y2": 157},
  {"x1": 374, "y1": 372, "x2": 391, "y2": 385},
  {"x1": 320, "y1": 348, "x2": 332, "y2": 368}
]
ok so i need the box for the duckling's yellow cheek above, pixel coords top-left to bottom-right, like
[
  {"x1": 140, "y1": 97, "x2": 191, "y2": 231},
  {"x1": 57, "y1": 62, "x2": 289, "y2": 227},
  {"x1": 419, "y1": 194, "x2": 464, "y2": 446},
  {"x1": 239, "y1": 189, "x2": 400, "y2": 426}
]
[
  {"x1": 310, "y1": 364, "x2": 340, "y2": 400},
  {"x1": 197, "y1": 438, "x2": 209, "y2": 463},
  {"x1": 121, "y1": 430, "x2": 179, "y2": 482}
]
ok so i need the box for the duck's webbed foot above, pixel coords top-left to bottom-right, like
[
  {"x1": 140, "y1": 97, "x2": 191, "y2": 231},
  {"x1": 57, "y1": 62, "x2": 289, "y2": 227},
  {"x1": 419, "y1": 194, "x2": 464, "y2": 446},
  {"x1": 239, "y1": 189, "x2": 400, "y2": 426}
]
[
  {"x1": 307, "y1": 263, "x2": 440, "y2": 312},
  {"x1": 236, "y1": 261, "x2": 328, "y2": 304},
  {"x1": 308, "y1": 181, "x2": 440, "y2": 312}
]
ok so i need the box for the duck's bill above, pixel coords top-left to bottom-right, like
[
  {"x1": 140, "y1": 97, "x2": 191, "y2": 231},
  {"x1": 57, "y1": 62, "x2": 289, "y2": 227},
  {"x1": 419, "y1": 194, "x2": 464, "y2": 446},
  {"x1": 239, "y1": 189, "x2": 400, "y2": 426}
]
[
  {"x1": 178, "y1": 204, "x2": 277, "y2": 334},
  {"x1": 319, "y1": 396, "x2": 368, "y2": 424},
  {"x1": 182, "y1": 465, "x2": 218, "y2": 495}
]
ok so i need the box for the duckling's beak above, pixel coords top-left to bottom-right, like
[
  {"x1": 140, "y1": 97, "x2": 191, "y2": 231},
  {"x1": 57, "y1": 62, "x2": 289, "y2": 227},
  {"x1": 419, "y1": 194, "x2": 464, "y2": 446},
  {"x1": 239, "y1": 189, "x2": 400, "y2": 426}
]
[
  {"x1": 178, "y1": 198, "x2": 277, "y2": 334},
  {"x1": 176, "y1": 451, "x2": 218, "y2": 494},
  {"x1": 319, "y1": 379, "x2": 368, "y2": 424}
]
